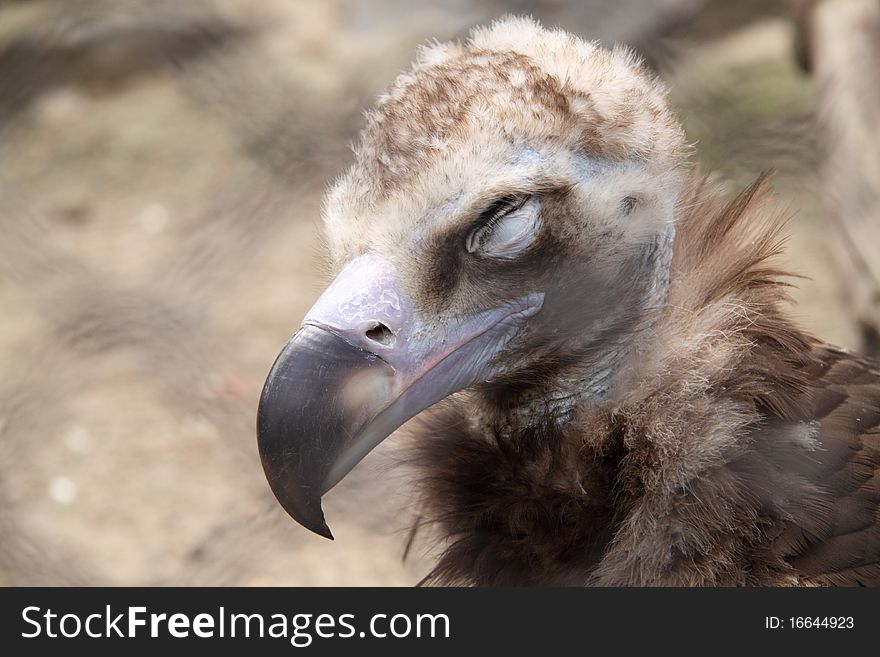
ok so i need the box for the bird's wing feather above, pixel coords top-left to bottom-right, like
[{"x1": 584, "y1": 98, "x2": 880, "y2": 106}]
[{"x1": 777, "y1": 346, "x2": 880, "y2": 586}]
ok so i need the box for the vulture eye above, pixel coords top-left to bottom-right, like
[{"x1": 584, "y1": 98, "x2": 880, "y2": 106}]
[{"x1": 466, "y1": 195, "x2": 541, "y2": 258}]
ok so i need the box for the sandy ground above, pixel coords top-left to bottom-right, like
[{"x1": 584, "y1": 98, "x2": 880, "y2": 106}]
[{"x1": 0, "y1": 0, "x2": 861, "y2": 585}]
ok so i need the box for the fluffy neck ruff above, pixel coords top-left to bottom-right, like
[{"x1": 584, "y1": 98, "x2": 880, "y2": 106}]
[{"x1": 408, "y1": 173, "x2": 817, "y2": 586}]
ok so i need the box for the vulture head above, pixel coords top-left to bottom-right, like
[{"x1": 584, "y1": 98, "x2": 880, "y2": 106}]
[{"x1": 258, "y1": 17, "x2": 690, "y2": 538}]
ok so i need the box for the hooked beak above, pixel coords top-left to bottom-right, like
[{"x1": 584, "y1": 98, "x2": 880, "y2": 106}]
[{"x1": 257, "y1": 253, "x2": 543, "y2": 538}]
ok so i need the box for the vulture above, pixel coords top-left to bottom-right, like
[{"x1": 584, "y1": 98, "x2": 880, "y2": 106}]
[{"x1": 256, "y1": 17, "x2": 880, "y2": 586}]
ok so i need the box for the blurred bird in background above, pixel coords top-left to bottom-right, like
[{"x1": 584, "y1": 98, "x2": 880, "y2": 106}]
[{"x1": 1, "y1": 0, "x2": 878, "y2": 585}]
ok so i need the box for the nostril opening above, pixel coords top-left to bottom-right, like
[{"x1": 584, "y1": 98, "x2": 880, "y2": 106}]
[{"x1": 365, "y1": 321, "x2": 395, "y2": 346}]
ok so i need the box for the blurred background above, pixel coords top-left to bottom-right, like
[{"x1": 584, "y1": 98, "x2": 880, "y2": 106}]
[{"x1": 1, "y1": 0, "x2": 878, "y2": 585}]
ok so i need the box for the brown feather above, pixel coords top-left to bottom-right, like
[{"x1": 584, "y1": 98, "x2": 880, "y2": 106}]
[{"x1": 408, "y1": 175, "x2": 880, "y2": 586}]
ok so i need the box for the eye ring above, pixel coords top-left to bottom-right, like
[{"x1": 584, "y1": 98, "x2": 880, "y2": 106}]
[
  {"x1": 465, "y1": 195, "x2": 527, "y2": 253},
  {"x1": 466, "y1": 195, "x2": 541, "y2": 258}
]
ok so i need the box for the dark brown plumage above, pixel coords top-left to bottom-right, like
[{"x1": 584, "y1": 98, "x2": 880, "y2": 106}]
[{"x1": 410, "y1": 176, "x2": 880, "y2": 586}]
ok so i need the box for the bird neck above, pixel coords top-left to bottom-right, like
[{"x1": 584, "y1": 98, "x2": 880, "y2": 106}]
[
  {"x1": 411, "y1": 177, "x2": 826, "y2": 585},
  {"x1": 492, "y1": 223, "x2": 677, "y2": 433}
]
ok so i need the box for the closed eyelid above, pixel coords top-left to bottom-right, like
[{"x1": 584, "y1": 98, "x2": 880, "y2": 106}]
[
  {"x1": 467, "y1": 196, "x2": 542, "y2": 257},
  {"x1": 469, "y1": 194, "x2": 525, "y2": 224},
  {"x1": 476, "y1": 195, "x2": 528, "y2": 230},
  {"x1": 463, "y1": 194, "x2": 527, "y2": 252},
  {"x1": 459, "y1": 179, "x2": 564, "y2": 226}
]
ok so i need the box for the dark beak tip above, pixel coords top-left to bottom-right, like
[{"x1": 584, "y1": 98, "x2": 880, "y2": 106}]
[
  {"x1": 269, "y1": 485, "x2": 335, "y2": 540},
  {"x1": 315, "y1": 525, "x2": 335, "y2": 541},
  {"x1": 295, "y1": 511, "x2": 334, "y2": 541},
  {"x1": 260, "y1": 464, "x2": 336, "y2": 540},
  {"x1": 295, "y1": 519, "x2": 334, "y2": 541},
  {"x1": 256, "y1": 325, "x2": 384, "y2": 542}
]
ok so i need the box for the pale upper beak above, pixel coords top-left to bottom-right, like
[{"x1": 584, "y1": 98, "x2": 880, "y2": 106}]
[{"x1": 256, "y1": 252, "x2": 543, "y2": 538}]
